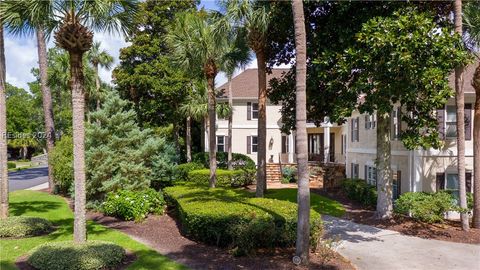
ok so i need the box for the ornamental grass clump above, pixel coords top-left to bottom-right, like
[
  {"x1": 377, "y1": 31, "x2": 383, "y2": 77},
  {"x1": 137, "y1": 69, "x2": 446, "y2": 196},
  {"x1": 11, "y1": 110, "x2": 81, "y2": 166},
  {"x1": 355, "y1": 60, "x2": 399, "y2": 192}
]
[
  {"x1": 0, "y1": 216, "x2": 53, "y2": 238},
  {"x1": 27, "y1": 240, "x2": 126, "y2": 270}
]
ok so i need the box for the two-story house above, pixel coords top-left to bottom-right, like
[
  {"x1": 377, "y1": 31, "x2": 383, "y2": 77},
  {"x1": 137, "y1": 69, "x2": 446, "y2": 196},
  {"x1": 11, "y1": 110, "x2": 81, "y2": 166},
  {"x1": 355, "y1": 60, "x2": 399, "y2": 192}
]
[{"x1": 345, "y1": 64, "x2": 476, "y2": 199}]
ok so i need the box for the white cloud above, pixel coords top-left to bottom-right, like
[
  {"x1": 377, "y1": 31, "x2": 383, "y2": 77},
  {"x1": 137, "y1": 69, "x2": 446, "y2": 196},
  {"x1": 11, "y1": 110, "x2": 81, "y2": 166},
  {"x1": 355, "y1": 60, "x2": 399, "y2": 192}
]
[{"x1": 3, "y1": 31, "x2": 128, "y2": 90}]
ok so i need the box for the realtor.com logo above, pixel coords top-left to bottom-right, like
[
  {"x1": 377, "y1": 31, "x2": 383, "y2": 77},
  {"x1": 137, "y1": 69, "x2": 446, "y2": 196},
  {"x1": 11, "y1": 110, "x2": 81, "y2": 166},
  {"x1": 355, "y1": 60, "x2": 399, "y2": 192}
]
[{"x1": 2, "y1": 132, "x2": 62, "y2": 140}]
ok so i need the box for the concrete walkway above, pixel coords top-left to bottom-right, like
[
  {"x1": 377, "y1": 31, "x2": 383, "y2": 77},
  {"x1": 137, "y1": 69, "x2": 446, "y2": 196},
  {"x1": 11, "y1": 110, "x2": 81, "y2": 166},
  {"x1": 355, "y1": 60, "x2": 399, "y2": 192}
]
[{"x1": 322, "y1": 216, "x2": 480, "y2": 270}]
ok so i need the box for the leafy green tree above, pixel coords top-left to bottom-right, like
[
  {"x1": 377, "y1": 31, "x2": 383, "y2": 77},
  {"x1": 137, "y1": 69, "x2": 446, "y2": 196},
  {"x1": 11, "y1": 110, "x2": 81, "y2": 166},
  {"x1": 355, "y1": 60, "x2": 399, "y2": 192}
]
[
  {"x1": 5, "y1": 83, "x2": 39, "y2": 135},
  {"x1": 86, "y1": 91, "x2": 176, "y2": 199},
  {"x1": 113, "y1": 0, "x2": 196, "y2": 132},
  {"x1": 166, "y1": 11, "x2": 231, "y2": 188},
  {"x1": 333, "y1": 9, "x2": 469, "y2": 219}
]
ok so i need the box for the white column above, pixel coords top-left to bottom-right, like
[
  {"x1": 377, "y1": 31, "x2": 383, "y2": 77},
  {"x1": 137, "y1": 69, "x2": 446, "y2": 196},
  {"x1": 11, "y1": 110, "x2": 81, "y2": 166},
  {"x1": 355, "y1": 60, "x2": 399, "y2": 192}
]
[{"x1": 321, "y1": 117, "x2": 332, "y2": 163}]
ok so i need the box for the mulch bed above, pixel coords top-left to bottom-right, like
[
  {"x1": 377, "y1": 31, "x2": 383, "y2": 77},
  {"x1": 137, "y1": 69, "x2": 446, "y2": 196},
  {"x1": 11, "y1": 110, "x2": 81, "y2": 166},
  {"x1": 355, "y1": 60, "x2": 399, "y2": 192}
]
[
  {"x1": 312, "y1": 187, "x2": 480, "y2": 244},
  {"x1": 15, "y1": 251, "x2": 137, "y2": 270},
  {"x1": 88, "y1": 211, "x2": 354, "y2": 270}
]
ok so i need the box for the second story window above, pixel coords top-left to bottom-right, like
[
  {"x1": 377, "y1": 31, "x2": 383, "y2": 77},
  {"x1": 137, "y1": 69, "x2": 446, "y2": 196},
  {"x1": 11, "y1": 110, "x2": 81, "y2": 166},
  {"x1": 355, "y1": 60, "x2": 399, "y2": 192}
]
[
  {"x1": 251, "y1": 102, "x2": 259, "y2": 119},
  {"x1": 247, "y1": 102, "x2": 259, "y2": 120},
  {"x1": 217, "y1": 136, "x2": 225, "y2": 152},
  {"x1": 445, "y1": 105, "x2": 457, "y2": 138},
  {"x1": 351, "y1": 117, "x2": 359, "y2": 142}
]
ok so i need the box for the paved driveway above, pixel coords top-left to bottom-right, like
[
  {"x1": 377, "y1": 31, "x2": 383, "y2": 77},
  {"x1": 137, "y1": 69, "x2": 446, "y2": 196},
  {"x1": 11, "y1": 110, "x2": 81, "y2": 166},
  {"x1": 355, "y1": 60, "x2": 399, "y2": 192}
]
[
  {"x1": 323, "y1": 215, "x2": 480, "y2": 270},
  {"x1": 8, "y1": 166, "x2": 49, "y2": 191}
]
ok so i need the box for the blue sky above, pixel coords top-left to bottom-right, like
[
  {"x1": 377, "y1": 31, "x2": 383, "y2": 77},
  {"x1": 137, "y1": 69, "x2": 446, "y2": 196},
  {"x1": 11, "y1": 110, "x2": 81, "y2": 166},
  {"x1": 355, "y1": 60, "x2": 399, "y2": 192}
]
[{"x1": 3, "y1": 0, "x2": 277, "y2": 91}]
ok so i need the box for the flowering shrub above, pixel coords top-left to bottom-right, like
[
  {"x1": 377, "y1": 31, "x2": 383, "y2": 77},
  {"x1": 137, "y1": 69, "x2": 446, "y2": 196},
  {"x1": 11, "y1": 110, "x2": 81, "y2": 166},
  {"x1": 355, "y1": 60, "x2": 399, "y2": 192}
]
[{"x1": 102, "y1": 189, "x2": 165, "y2": 222}]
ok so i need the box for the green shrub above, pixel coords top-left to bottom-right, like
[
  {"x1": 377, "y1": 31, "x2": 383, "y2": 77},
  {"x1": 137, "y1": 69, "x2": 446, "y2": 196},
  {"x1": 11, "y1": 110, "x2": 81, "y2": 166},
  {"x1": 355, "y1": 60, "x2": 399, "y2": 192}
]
[
  {"x1": 187, "y1": 169, "x2": 255, "y2": 187},
  {"x1": 7, "y1": 162, "x2": 16, "y2": 169},
  {"x1": 192, "y1": 152, "x2": 255, "y2": 170},
  {"x1": 50, "y1": 136, "x2": 73, "y2": 194},
  {"x1": 394, "y1": 191, "x2": 455, "y2": 223},
  {"x1": 0, "y1": 216, "x2": 53, "y2": 238},
  {"x1": 102, "y1": 188, "x2": 165, "y2": 221},
  {"x1": 164, "y1": 185, "x2": 322, "y2": 255},
  {"x1": 173, "y1": 162, "x2": 205, "y2": 181},
  {"x1": 281, "y1": 167, "x2": 297, "y2": 184},
  {"x1": 27, "y1": 240, "x2": 125, "y2": 270},
  {"x1": 341, "y1": 178, "x2": 377, "y2": 206}
]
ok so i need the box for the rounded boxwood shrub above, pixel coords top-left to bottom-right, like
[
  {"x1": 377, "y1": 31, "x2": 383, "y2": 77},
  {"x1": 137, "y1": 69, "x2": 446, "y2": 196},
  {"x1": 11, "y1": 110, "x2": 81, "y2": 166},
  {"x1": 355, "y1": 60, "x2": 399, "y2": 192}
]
[
  {"x1": 394, "y1": 191, "x2": 455, "y2": 223},
  {"x1": 7, "y1": 162, "x2": 16, "y2": 169},
  {"x1": 0, "y1": 216, "x2": 53, "y2": 238},
  {"x1": 192, "y1": 152, "x2": 255, "y2": 170},
  {"x1": 341, "y1": 178, "x2": 377, "y2": 207},
  {"x1": 27, "y1": 240, "x2": 126, "y2": 270},
  {"x1": 173, "y1": 162, "x2": 205, "y2": 181},
  {"x1": 187, "y1": 169, "x2": 255, "y2": 187},
  {"x1": 102, "y1": 188, "x2": 165, "y2": 221},
  {"x1": 164, "y1": 185, "x2": 322, "y2": 255}
]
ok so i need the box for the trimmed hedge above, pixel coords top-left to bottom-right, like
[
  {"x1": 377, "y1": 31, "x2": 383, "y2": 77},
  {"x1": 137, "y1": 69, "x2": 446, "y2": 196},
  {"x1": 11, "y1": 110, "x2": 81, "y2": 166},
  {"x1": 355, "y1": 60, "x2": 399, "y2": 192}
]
[
  {"x1": 187, "y1": 169, "x2": 255, "y2": 187},
  {"x1": 192, "y1": 152, "x2": 255, "y2": 169},
  {"x1": 27, "y1": 240, "x2": 126, "y2": 270},
  {"x1": 173, "y1": 162, "x2": 205, "y2": 181},
  {"x1": 394, "y1": 191, "x2": 456, "y2": 223},
  {"x1": 341, "y1": 178, "x2": 377, "y2": 207},
  {"x1": 0, "y1": 216, "x2": 53, "y2": 238},
  {"x1": 164, "y1": 185, "x2": 322, "y2": 255},
  {"x1": 7, "y1": 162, "x2": 16, "y2": 169},
  {"x1": 102, "y1": 188, "x2": 165, "y2": 221}
]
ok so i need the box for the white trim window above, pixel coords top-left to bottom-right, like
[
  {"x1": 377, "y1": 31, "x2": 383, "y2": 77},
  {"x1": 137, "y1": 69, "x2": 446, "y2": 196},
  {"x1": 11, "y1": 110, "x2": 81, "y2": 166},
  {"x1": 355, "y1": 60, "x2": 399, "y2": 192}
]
[
  {"x1": 251, "y1": 102, "x2": 259, "y2": 119},
  {"x1": 251, "y1": 135, "x2": 258, "y2": 153},
  {"x1": 446, "y1": 173, "x2": 459, "y2": 200},
  {"x1": 217, "y1": 135, "x2": 225, "y2": 152},
  {"x1": 351, "y1": 163, "x2": 359, "y2": 178},
  {"x1": 366, "y1": 166, "x2": 377, "y2": 186},
  {"x1": 445, "y1": 105, "x2": 457, "y2": 138}
]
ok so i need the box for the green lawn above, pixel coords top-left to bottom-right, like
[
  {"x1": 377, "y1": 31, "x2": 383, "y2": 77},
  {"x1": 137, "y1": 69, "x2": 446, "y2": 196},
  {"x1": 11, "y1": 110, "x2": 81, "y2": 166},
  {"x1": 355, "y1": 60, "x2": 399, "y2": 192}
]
[
  {"x1": 0, "y1": 190, "x2": 186, "y2": 270},
  {"x1": 265, "y1": 188, "x2": 345, "y2": 217}
]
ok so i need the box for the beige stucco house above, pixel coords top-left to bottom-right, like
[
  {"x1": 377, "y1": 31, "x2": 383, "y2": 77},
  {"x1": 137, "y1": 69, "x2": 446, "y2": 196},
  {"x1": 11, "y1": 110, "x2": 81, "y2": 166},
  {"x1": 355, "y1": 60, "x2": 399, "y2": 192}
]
[{"x1": 345, "y1": 64, "x2": 475, "y2": 199}]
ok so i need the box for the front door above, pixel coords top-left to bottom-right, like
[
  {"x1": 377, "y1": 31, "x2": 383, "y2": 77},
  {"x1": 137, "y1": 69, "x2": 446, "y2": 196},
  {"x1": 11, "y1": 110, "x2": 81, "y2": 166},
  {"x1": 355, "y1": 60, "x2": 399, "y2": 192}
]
[{"x1": 308, "y1": 133, "x2": 335, "y2": 162}]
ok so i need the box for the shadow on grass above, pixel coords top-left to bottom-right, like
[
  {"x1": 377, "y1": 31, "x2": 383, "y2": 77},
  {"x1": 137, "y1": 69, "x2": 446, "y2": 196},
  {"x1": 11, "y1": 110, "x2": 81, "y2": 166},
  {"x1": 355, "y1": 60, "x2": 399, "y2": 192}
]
[{"x1": 9, "y1": 201, "x2": 63, "y2": 216}]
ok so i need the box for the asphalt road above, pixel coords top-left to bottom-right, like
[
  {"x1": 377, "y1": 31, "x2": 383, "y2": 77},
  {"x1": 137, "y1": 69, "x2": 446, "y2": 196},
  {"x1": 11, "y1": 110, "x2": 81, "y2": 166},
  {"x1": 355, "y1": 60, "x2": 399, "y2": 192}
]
[{"x1": 8, "y1": 166, "x2": 49, "y2": 191}]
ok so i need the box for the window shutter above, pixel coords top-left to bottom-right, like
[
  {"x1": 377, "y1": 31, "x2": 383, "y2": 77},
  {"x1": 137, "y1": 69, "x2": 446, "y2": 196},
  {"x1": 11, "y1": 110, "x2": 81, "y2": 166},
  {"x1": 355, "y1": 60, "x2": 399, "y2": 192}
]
[
  {"x1": 436, "y1": 173, "x2": 445, "y2": 191},
  {"x1": 247, "y1": 102, "x2": 252, "y2": 120},
  {"x1": 351, "y1": 163, "x2": 354, "y2": 178},
  {"x1": 397, "y1": 107, "x2": 402, "y2": 138},
  {"x1": 364, "y1": 165, "x2": 367, "y2": 180},
  {"x1": 466, "y1": 172, "x2": 472, "y2": 193},
  {"x1": 465, "y1": 104, "x2": 472, "y2": 141},
  {"x1": 372, "y1": 114, "x2": 376, "y2": 129},
  {"x1": 365, "y1": 115, "x2": 368, "y2": 129},
  {"x1": 247, "y1": 136, "x2": 251, "y2": 154},
  {"x1": 224, "y1": 136, "x2": 229, "y2": 153},
  {"x1": 356, "y1": 117, "x2": 360, "y2": 141},
  {"x1": 397, "y1": 171, "x2": 401, "y2": 198},
  {"x1": 351, "y1": 119, "x2": 354, "y2": 142},
  {"x1": 436, "y1": 108, "x2": 445, "y2": 140}
]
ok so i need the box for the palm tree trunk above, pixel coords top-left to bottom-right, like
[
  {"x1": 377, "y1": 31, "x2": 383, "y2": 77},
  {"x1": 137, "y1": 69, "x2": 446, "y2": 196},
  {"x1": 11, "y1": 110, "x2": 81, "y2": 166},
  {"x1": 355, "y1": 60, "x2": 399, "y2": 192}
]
[
  {"x1": 473, "y1": 64, "x2": 480, "y2": 228},
  {"x1": 70, "y1": 52, "x2": 87, "y2": 243},
  {"x1": 94, "y1": 64, "x2": 101, "y2": 110},
  {"x1": 36, "y1": 28, "x2": 56, "y2": 193},
  {"x1": 375, "y1": 112, "x2": 393, "y2": 219},
  {"x1": 0, "y1": 23, "x2": 8, "y2": 220},
  {"x1": 227, "y1": 75, "x2": 233, "y2": 170},
  {"x1": 186, "y1": 116, "x2": 192, "y2": 163},
  {"x1": 292, "y1": 0, "x2": 310, "y2": 264},
  {"x1": 256, "y1": 52, "x2": 267, "y2": 198},
  {"x1": 207, "y1": 74, "x2": 217, "y2": 188},
  {"x1": 454, "y1": 0, "x2": 470, "y2": 231}
]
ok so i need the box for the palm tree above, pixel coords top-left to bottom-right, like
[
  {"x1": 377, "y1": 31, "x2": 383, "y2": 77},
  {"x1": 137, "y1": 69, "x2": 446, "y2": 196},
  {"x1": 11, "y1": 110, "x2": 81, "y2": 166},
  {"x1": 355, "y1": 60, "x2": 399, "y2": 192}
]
[
  {"x1": 17, "y1": 0, "x2": 137, "y2": 243},
  {"x1": 220, "y1": 30, "x2": 250, "y2": 170},
  {"x1": 166, "y1": 11, "x2": 231, "y2": 187},
  {"x1": 0, "y1": 19, "x2": 8, "y2": 220},
  {"x1": 86, "y1": 41, "x2": 113, "y2": 110},
  {"x1": 225, "y1": 0, "x2": 271, "y2": 197},
  {"x1": 453, "y1": 0, "x2": 470, "y2": 231},
  {"x1": 0, "y1": 0, "x2": 57, "y2": 192},
  {"x1": 463, "y1": 2, "x2": 480, "y2": 228},
  {"x1": 291, "y1": 0, "x2": 309, "y2": 265}
]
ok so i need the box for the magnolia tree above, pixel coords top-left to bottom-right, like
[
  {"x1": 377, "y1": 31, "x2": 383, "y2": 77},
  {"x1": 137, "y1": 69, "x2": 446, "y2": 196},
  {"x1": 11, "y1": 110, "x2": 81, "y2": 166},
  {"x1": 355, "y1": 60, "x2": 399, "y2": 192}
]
[{"x1": 331, "y1": 8, "x2": 470, "y2": 219}]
